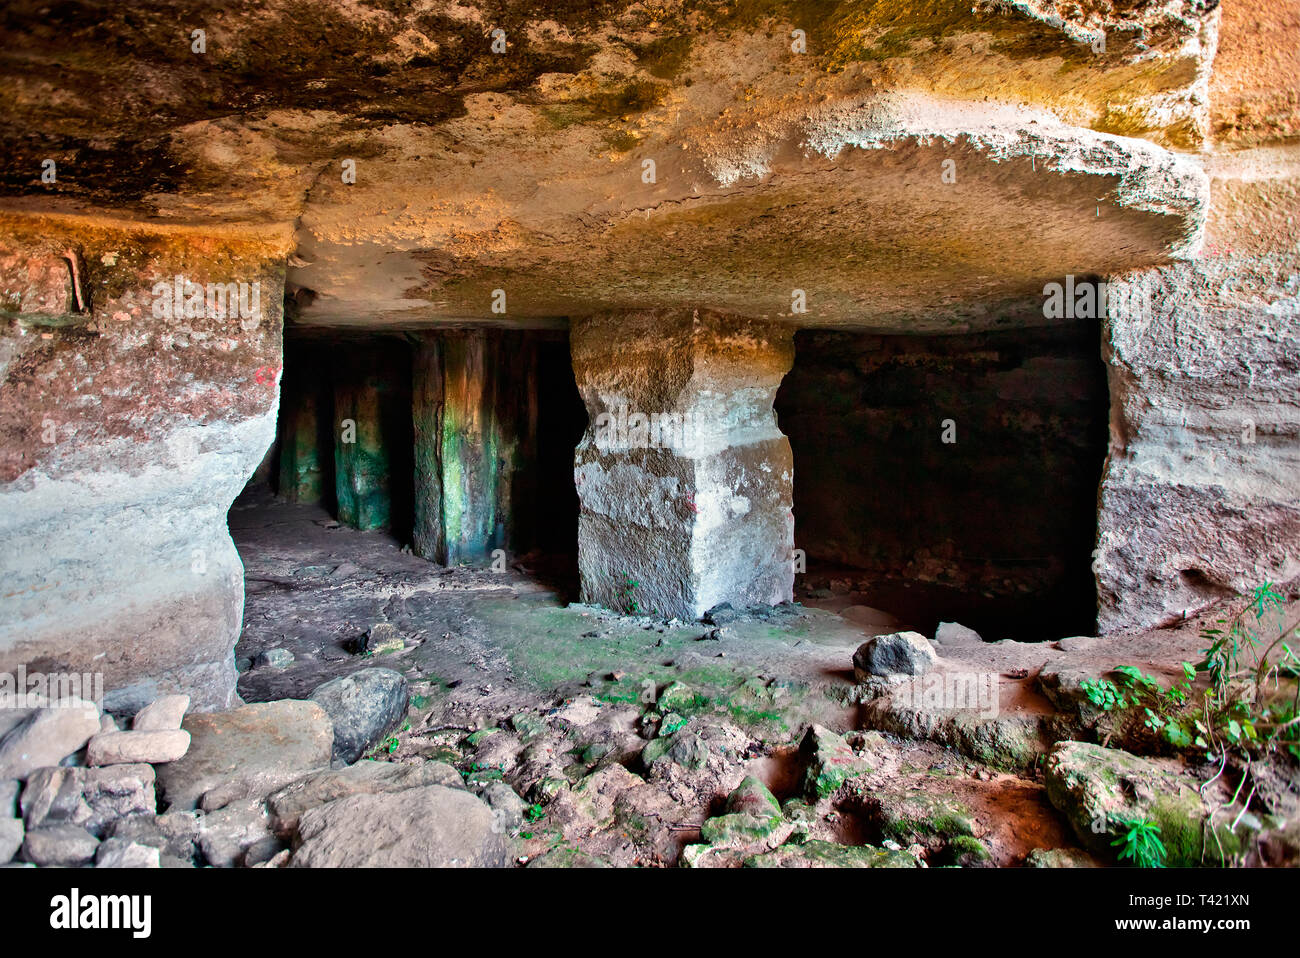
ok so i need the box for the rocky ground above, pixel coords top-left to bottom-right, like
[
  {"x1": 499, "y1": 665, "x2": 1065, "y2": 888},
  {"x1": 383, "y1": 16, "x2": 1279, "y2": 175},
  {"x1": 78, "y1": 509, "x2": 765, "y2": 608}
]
[{"x1": 2, "y1": 491, "x2": 1296, "y2": 869}]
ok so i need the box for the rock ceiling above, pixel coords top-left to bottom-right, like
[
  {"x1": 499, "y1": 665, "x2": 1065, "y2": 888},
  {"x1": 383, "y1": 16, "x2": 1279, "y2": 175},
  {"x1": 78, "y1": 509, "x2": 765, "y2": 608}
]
[{"x1": 0, "y1": 0, "x2": 1224, "y2": 329}]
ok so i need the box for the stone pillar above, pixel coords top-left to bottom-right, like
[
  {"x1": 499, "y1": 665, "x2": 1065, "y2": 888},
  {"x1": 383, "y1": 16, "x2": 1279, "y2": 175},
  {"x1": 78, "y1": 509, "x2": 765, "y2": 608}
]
[
  {"x1": 570, "y1": 309, "x2": 795, "y2": 620},
  {"x1": 411, "y1": 329, "x2": 539, "y2": 565},
  {"x1": 277, "y1": 364, "x2": 326, "y2": 504},
  {"x1": 333, "y1": 350, "x2": 394, "y2": 531},
  {"x1": 441, "y1": 331, "x2": 505, "y2": 563},
  {"x1": 412, "y1": 335, "x2": 446, "y2": 560},
  {"x1": 0, "y1": 214, "x2": 290, "y2": 712}
]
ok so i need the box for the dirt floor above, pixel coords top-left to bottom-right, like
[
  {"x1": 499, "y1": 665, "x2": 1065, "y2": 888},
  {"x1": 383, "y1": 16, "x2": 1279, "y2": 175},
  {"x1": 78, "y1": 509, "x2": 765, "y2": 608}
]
[{"x1": 228, "y1": 489, "x2": 1299, "y2": 867}]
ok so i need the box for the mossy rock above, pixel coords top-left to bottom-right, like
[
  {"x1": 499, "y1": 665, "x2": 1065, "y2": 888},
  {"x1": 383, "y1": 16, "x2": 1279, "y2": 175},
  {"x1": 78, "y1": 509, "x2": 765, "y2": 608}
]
[
  {"x1": 800, "y1": 724, "x2": 871, "y2": 799},
  {"x1": 938, "y1": 835, "x2": 992, "y2": 867},
  {"x1": 530, "y1": 777, "x2": 568, "y2": 803},
  {"x1": 1024, "y1": 847, "x2": 1098, "y2": 868},
  {"x1": 641, "y1": 737, "x2": 671, "y2": 766},
  {"x1": 733, "y1": 677, "x2": 775, "y2": 705},
  {"x1": 1044, "y1": 741, "x2": 1255, "y2": 867},
  {"x1": 510, "y1": 712, "x2": 548, "y2": 743},
  {"x1": 643, "y1": 731, "x2": 708, "y2": 771},
  {"x1": 697, "y1": 777, "x2": 792, "y2": 850},
  {"x1": 465, "y1": 727, "x2": 501, "y2": 746},
  {"x1": 658, "y1": 681, "x2": 698, "y2": 712},
  {"x1": 528, "y1": 846, "x2": 611, "y2": 868},
  {"x1": 581, "y1": 741, "x2": 612, "y2": 764},
  {"x1": 699, "y1": 811, "x2": 787, "y2": 848},
  {"x1": 876, "y1": 791, "x2": 975, "y2": 842},
  {"x1": 782, "y1": 798, "x2": 817, "y2": 840},
  {"x1": 659, "y1": 712, "x2": 687, "y2": 736},
  {"x1": 744, "y1": 840, "x2": 920, "y2": 868}
]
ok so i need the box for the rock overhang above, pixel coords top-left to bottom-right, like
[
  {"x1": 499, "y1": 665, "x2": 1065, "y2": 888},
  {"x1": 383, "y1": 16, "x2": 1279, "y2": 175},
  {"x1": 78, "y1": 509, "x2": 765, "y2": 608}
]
[
  {"x1": 285, "y1": 91, "x2": 1209, "y2": 331},
  {"x1": 0, "y1": 0, "x2": 1219, "y2": 333}
]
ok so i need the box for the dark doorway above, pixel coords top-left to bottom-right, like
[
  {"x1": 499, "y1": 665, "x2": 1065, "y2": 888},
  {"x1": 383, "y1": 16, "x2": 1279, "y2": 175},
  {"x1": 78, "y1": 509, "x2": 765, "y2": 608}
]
[{"x1": 775, "y1": 323, "x2": 1109, "y2": 641}]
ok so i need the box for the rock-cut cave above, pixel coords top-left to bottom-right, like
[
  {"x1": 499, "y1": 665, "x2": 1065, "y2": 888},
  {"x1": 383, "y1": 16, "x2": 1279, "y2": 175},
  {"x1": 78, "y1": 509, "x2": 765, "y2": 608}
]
[{"x1": 0, "y1": 0, "x2": 1297, "y2": 886}]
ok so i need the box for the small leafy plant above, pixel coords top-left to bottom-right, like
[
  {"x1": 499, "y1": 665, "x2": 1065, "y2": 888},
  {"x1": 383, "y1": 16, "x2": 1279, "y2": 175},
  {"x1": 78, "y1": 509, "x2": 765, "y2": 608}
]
[
  {"x1": 620, "y1": 573, "x2": 643, "y2": 615},
  {"x1": 1110, "y1": 815, "x2": 1166, "y2": 868},
  {"x1": 1082, "y1": 583, "x2": 1300, "y2": 763}
]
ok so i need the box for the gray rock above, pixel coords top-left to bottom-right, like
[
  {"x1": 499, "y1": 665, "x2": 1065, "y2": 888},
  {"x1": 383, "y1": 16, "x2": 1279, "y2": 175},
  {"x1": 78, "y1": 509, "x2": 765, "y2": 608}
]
[
  {"x1": 853, "y1": 631, "x2": 938, "y2": 679},
  {"x1": 643, "y1": 731, "x2": 709, "y2": 771},
  {"x1": 266, "y1": 759, "x2": 461, "y2": 836},
  {"x1": 479, "y1": 782, "x2": 528, "y2": 833},
  {"x1": 0, "y1": 707, "x2": 33, "y2": 741},
  {"x1": 0, "y1": 817, "x2": 23, "y2": 864},
  {"x1": 21, "y1": 764, "x2": 155, "y2": 835},
  {"x1": 155, "y1": 700, "x2": 334, "y2": 811},
  {"x1": 132, "y1": 694, "x2": 190, "y2": 731},
  {"x1": 95, "y1": 838, "x2": 161, "y2": 868},
  {"x1": 86, "y1": 730, "x2": 190, "y2": 767},
  {"x1": 0, "y1": 778, "x2": 18, "y2": 818},
  {"x1": 935, "y1": 621, "x2": 983, "y2": 646},
  {"x1": 308, "y1": 668, "x2": 409, "y2": 764},
  {"x1": 254, "y1": 648, "x2": 295, "y2": 670},
  {"x1": 702, "y1": 603, "x2": 741, "y2": 625},
  {"x1": 108, "y1": 811, "x2": 202, "y2": 865},
  {"x1": 0, "y1": 699, "x2": 101, "y2": 780},
  {"x1": 290, "y1": 785, "x2": 511, "y2": 868},
  {"x1": 197, "y1": 797, "x2": 283, "y2": 868},
  {"x1": 23, "y1": 823, "x2": 99, "y2": 866},
  {"x1": 1056, "y1": 636, "x2": 1097, "y2": 652}
]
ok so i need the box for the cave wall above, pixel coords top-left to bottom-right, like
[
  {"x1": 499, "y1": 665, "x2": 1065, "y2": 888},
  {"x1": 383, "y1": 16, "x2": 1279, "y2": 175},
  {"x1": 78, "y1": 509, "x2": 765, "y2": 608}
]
[
  {"x1": 0, "y1": 214, "x2": 290, "y2": 712},
  {"x1": 1094, "y1": 7, "x2": 1300, "y2": 632},
  {"x1": 1097, "y1": 166, "x2": 1300, "y2": 631},
  {"x1": 776, "y1": 324, "x2": 1109, "y2": 635}
]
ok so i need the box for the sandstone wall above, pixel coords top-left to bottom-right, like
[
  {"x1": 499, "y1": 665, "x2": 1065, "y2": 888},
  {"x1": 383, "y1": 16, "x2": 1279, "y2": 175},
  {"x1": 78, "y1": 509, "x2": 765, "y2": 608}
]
[
  {"x1": 1096, "y1": 2, "x2": 1300, "y2": 631},
  {"x1": 1097, "y1": 154, "x2": 1300, "y2": 630},
  {"x1": 0, "y1": 214, "x2": 290, "y2": 711}
]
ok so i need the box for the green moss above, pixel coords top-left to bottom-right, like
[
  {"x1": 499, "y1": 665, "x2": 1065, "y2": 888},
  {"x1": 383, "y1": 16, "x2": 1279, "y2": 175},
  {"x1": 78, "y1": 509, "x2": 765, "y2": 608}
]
[
  {"x1": 943, "y1": 835, "x2": 992, "y2": 865},
  {"x1": 465, "y1": 727, "x2": 502, "y2": 746},
  {"x1": 744, "y1": 839, "x2": 919, "y2": 868},
  {"x1": 629, "y1": 34, "x2": 694, "y2": 79},
  {"x1": 583, "y1": 79, "x2": 668, "y2": 117},
  {"x1": 602, "y1": 129, "x2": 641, "y2": 153},
  {"x1": 879, "y1": 793, "x2": 975, "y2": 841}
]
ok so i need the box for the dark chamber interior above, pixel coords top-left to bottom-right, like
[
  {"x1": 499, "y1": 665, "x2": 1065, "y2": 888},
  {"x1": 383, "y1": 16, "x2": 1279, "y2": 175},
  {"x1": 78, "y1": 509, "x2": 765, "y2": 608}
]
[
  {"x1": 262, "y1": 328, "x2": 587, "y2": 581},
  {"x1": 775, "y1": 323, "x2": 1110, "y2": 640},
  {"x1": 248, "y1": 320, "x2": 1109, "y2": 641}
]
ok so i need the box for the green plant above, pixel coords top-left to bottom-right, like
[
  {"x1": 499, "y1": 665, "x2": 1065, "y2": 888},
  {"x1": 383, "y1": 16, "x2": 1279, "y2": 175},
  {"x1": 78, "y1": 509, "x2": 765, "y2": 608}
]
[
  {"x1": 1082, "y1": 583, "x2": 1299, "y2": 764},
  {"x1": 619, "y1": 573, "x2": 643, "y2": 615},
  {"x1": 1110, "y1": 815, "x2": 1166, "y2": 868},
  {"x1": 1194, "y1": 582, "x2": 1300, "y2": 762},
  {"x1": 525, "y1": 803, "x2": 545, "y2": 823}
]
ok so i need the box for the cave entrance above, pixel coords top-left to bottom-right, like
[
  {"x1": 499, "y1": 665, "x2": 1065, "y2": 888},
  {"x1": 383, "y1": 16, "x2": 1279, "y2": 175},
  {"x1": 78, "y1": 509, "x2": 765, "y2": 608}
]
[
  {"x1": 235, "y1": 327, "x2": 586, "y2": 595},
  {"x1": 775, "y1": 323, "x2": 1109, "y2": 642}
]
